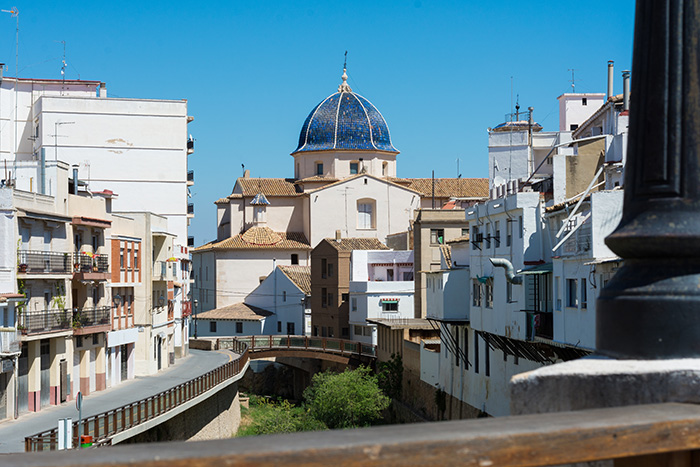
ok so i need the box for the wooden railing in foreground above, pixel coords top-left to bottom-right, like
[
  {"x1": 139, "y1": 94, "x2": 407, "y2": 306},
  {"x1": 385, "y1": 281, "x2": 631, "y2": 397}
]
[
  {"x1": 10, "y1": 403, "x2": 700, "y2": 466},
  {"x1": 24, "y1": 339, "x2": 249, "y2": 452},
  {"x1": 219, "y1": 335, "x2": 377, "y2": 359}
]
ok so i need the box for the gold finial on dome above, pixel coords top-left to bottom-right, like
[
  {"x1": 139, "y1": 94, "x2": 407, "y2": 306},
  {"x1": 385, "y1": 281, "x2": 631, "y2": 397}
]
[{"x1": 338, "y1": 50, "x2": 352, "y2": 93}]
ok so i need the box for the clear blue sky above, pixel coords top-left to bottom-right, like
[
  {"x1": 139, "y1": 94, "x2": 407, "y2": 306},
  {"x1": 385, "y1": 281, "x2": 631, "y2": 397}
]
[{"x1": 2, "y1": 1, "x2": 636, "y2": 245}]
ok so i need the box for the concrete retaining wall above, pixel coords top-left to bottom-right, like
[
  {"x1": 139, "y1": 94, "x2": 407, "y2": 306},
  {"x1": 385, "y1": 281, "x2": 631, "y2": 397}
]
[{"x1": 122, "y1": 381, "x2": 241, "y2": 444}]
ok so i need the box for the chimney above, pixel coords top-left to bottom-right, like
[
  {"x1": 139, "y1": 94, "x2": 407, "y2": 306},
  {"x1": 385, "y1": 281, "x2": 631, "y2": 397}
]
[
  {"x1": 335, "y1": 230, "x2": 342, "y2": 242},
  {"x1": 607, "y1": 61, "x2": 614, "y2": 100},
  {"x1": 99, "y1": 82, "x2": 107, "y2": 98},
  {"x1": 243, "y1": 169, "x2": 250, "y2": 178},
  {"x1": 622, "y1": 70, "x2": 631, "y2": 111}
]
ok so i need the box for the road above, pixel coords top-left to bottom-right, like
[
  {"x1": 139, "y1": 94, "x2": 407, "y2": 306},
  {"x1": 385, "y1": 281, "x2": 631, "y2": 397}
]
[{"x1": 0, "y1": 349, "x2": 232, "y2": 454}]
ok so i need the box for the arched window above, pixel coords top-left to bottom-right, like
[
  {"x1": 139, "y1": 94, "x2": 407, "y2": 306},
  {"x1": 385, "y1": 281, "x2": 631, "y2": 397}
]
[{"x1": 357, "y1": 199, "x2": 376, "y2": 230}]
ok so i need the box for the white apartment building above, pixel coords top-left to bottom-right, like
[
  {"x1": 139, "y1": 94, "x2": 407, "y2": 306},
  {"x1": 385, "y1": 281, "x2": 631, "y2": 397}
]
[
  {"x1": 349, "y1": 250, "x2": 415, "y2": 345},
  {"x1": 0, "y1": 69, "x2": 194, "y2": 365}
]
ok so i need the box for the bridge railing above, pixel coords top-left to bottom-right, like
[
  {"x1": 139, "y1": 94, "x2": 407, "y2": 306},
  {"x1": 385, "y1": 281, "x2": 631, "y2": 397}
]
[
  {"x1": 24, "y1": 339, "x2": 249, "y2": 452},
  {"x1": 220, "y1": 335, "x2": 376, "y2": 358}
]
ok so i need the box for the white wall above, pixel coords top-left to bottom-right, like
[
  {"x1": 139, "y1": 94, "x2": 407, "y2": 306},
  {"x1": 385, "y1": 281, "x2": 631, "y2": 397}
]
[
  {"x1": 245, "y1": 267, "x2": 307, "y2": 335},
  {"x1": 557, "y1": 93, "x2": 606, "y2": 132},
  {"x1": 309, "y1": 175, "x2": 420, "y2": 247},
  {"x1": 196, "y1": 318, "x2": 266, "y2": 337},
  {"x1": 425, "y1": 268, "x2": 469, "y2": 321},
  {"x1": 0, "y1": 188, "x2": 16, "y2": 294}
]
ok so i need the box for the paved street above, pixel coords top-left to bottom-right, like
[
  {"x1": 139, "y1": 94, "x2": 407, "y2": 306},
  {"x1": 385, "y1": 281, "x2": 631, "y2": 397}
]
[{"x1": 0, "y1": 349, "x2": 233, "y2": 454}]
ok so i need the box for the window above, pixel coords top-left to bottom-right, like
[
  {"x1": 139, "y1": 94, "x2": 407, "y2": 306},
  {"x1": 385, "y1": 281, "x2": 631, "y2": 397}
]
[
  {"x1": 321, "y1": 258, "x2": 327, "y2": 278},
  {"x1": 287, "y1": 322, "x2": 295, "y2": 334},
  {"x1": 350, "y1": 162, "x2": 359, "y2": 174},
  {"x1": 351, "y1": 297, "x2": 357, "y2": 311},
  {"x1": 474, "y1": 332, "x2": 479, "y2": 374},
  {"x1": 126, "y1": 247, "x2": 131, "y2": 268},
  {"x1": 518, "y1": 216, "x2": 523, "y2": 239},
  {"x1": 291, "y1": 254, "x2": 299, "y2": 265},
  {"x1": 327, "y1": 262, "x2": 334, "y2": 278},
  {"x1": 387, "y1": 269, "x2": 394, "y2": 281},
  {"x1": 582, "y1": 97, "x2": 588, "y2": 106},
  {"x1": 341, "y1": 327, "x2": 349, "y2": 338},
  {"x1": 472, "y1": 226, "x2": 480, "y2": 250},
  {"x1": 472, "y1": 280, "x2": 482, "y2": 307},
  {"x1": 566, "y1": 279, "x2": 578, "y2": 307},
  {"x1": 277, "y1": 321, "x2": 282, "y2": 332},
  {"x1": 92, "y1": 234, "x2": 99, "y2": 252},
  {"x1": 463, "y1": 328, "x2": 469, "y2": 369},
  {"x1": 316, "y1": 162, "x2": 323, "y2": 176},
  {"x1": 314, "y1": 326, "x2": 319, "y2": 336},
  {"x1": 282, "y1": 291, "x2": 286, "y2": 302},
  {"x1": 462, "y1": 228, "x2": 469, "y2": 236},
  {"x1": 506, "y1": 220, "x2": 512, "y2": 246},
  {"x1": 555, "y1": 276, "x2": 561, "y2": 310},
  {"x1": 494, "y1": 221, "x2": 501, "y2": 247},
  {"x1": 134, "y1": 246, "x2": 139, "y2": 270},
  {"x1": 354, "y1": 325, "x2": 363, "y2": 336},
  {"x1": 342, "y1": 293, "x2": 349, "y2": 301},
  {"x1": 430, "y1": 229, "x2": 445, "y2": 245},
  {"x1": 382, "y1": 301, "x2": 399, "y2": 312},
  {"x1": 321, "y1": 288, "x2": 327, "y2": 307},
  {"x1": 236, "y1": 322, "x2": 243, "y2": 334},
  {"x1": 93, "y1": 334, "x2": 99, "y2": 345},
  {"x1": 358, "y1": 200, "x2": 375, "y2": 229},
  {"x1": 484, "y1": 338, "x2": 490, "y2": 377},
  {"x1": 210, "y1": 321, "x2": 217, "y2": 333},
  {"x1": 581, "y1": 278, "x2": 588, "y2": 309},
  {"x1": 120, "y1": 247, "x2": 125, "y2": 269},
  {"x1": 485, "y1": 223, "x2": 491, "y2": 248},
  {"x1": 485, "y1": 281, "x2": 494, "y2": 308},
  {"x1": 328, "y1": 292, "x2": 334, "y2": 307},
  {"x1": 382, "y1": 162, "x2": 388, "y2": 176},
  {"x1": 402, "y1": 271, "x2": 414, "y2": 281},
  {"x1": 570, "y1": 124, "x2": 579, "y2": 131}
]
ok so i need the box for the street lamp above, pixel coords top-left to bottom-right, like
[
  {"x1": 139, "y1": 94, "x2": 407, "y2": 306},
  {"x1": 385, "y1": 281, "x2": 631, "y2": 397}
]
[{"x1": 193, "y1": 299, "x2": 198, "y2": 338}]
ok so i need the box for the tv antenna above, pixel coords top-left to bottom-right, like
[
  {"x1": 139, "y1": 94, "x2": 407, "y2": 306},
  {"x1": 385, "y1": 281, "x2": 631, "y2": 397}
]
[
  {"x1": 55, "y1": 40, "x2": 66, "y2": 90},
  {"x1": 568, "y1": 68, "x2": 576, "y2": 92}
]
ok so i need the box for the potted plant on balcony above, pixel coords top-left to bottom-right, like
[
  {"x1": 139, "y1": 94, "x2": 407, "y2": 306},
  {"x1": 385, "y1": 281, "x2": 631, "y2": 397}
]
[{"x1": 18, "y1": 263, "x2": 28, "y2": 273}]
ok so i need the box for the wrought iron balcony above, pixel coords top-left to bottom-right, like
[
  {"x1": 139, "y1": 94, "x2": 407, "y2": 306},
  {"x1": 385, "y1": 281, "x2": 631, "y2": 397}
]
[
  {"x1": 17, "y1": 250, "x2": 72, "y2": 274},
  {"x1": 187, "y1": 137, "x2": 194, "y2": 154},
  {"x1": 19, "y1": 306, "x2": 111, "y2": 335},
  {"x1": 187, "y1": 203, "x2": 194, "y2": 215},
  {"x1": 73, "y1": 252, "x2": 109, "y2": 273},
  {"x1": 187, "y1": 170, "x2": 194, "y2": 185}
]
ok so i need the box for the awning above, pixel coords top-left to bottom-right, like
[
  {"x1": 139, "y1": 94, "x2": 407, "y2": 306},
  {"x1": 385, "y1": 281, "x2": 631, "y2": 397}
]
[
  {"x1": 519, "y1": 263, "x2": 553, "y2": 275},
  {"x1": 380, "y1": 298, "x2": 400, "y2": 303}
]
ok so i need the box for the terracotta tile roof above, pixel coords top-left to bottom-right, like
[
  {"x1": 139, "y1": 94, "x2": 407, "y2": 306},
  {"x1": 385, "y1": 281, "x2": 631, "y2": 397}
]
[
  {"x1": 439, "y1": 244, "x2": 452, "y2": 269},
  {"x1": 447, "y1": 235, "x2": 470, "y2": 244},
  {"x1": 278, "y1": 265, "x2": 311, "y2": 295},
  {"x1": 295, "y1": 175, "x2": 339, "y2": 183},
  {"x1": 306, "y1": 174, "x2": 422, "y2": 195},
  {"x1": 395, "y1": 178, "x2": 489, "y2": 199},
  {"x1": 236, "y1": 178, "x2": 302, "y2": 197},
  {"x1": 215, "y1": 197, "x2": 230, "y2": 205},
  {"x1": 197, "y1": 302, "x2": 273, "y2": 321},
  {"x1": 323, "y1": 238, "x2": 390, "y2": 251},
  {"x1": 192, "y1": 227, "x2": 311, "y2": 252}
]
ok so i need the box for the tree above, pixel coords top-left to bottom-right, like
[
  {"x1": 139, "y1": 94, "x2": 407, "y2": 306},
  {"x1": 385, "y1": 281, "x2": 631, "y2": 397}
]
[
  {"x1": 303, "y1": 366, "x2": 390, "y2": 429},
  {"x1": 239, "y1": 397, "x2": 326, "y2": 436},
  {"x1": 377, "y1": 353, "x2": 403, "y2": 400}
]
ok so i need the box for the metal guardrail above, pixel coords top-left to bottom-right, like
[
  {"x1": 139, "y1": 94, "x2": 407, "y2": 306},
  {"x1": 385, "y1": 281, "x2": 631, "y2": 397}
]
[
  {"x1": 20, "y1": 307, "x2": 112, "y2": 334},
  {"x1": 17, "y1": 250, "x2": 72, "y2": 274},
  {"x1": 225, "y1": 335, "x2": 377, "y2": 359},
  {"x1": 24, "y1": 339, "x2": 249, "y2": 451}
]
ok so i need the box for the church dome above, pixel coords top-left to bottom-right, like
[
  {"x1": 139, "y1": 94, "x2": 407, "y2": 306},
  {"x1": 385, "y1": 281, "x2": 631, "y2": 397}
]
[{"x1": 293, "y1": 69, "x2": 398, "y2": 154}]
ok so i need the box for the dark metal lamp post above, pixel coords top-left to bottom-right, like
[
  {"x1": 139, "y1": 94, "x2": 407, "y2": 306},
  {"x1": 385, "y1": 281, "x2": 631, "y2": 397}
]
[
  {"x1": 597, "y1": 0, "x2": 700, "y2": 358},
  {"x1": 193, "y1": 299, "x2": 198, "y2": 339}
]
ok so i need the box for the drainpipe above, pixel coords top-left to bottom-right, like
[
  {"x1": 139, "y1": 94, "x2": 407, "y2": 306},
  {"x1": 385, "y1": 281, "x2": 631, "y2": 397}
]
[{"x1": 490, "y1": 258, "x2": 523, "y2": 284}]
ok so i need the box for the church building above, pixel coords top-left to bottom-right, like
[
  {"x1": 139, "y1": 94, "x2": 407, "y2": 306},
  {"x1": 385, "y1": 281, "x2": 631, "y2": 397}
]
[{"x1": 193, "y1": 69, "x2": 488, "y2": 315}]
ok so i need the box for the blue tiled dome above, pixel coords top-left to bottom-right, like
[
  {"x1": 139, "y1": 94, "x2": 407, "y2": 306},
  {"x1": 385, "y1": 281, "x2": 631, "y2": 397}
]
[{"x1": 293, "y1": 73, "x2": 398, "y2": 154}]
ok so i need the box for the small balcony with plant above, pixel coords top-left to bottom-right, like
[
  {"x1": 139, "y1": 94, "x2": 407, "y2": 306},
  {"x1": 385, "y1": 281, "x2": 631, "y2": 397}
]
[
  {"x1": 17, "y1": 250, "x2": 73, "y2": 275},
  {"x1": 72, "y1": 251, "x2": 109, "y2": 281}
]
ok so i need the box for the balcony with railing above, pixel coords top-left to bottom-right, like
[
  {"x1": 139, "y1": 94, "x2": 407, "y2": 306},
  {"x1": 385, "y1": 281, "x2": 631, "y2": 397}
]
[
  {"x1": 187, "y1": 170, "x2": 194, "y2": 186},
  {"x1": 72, "y1": 252, "x2": 109, "y2": 281},
  {"x1": 19, "y1": 306, "x2": 111, "y2": 336},
  {"x1": 17, "y1": 250, "x2": 72, "y2": 275},
  {"x1": 187, "y1": 137, "x2": 195, "y2": 154},
  {"x1": 72, "y1": 306, "x2": 111, "y2": 334},
  {"x1": 187, "y1": 203, "x2": 194, "y2": 217},
  {"x1": 153, "y1": 261, "x2": 177, "y2": 281},
  {"x1": 526, "y1": 311, "x2": 553, "y2": 340}
]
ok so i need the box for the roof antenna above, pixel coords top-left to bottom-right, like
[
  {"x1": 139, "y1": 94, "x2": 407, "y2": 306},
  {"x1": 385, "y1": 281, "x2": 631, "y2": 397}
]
[{"x1": 568, "y1": 68, "x2": 576, "y2": 92}]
